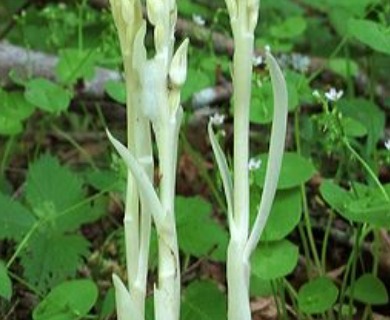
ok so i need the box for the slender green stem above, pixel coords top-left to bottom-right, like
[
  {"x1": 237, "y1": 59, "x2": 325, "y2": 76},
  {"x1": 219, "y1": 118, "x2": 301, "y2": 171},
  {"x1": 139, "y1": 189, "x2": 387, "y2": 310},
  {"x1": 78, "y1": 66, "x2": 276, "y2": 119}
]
[
  {"x1": 6, "y1": 222, "x2": 40, "y2": 269},
  {"x1": 321, "y1": 210, "x2": 334, "y2": 270},
  {"x1": 51, "y1": 125, "x2": 97, "y2": 170},
  {"x1": 294, "y1": 109, "x2": 322, "y2": 273},
  {"x1": 1, "y1": 136, "x2": 15, "y2": 175}
]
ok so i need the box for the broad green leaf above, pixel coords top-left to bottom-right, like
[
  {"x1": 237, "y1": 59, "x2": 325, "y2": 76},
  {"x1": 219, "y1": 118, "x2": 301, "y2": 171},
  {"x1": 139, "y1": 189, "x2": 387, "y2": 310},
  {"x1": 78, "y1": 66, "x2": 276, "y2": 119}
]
[
  {"x1": 251, "y1": 239, "x2": 299, "y2": 280},
  {"x1": 254, "y1": 152, "x2": 316, "y2": 189},
  {"x1": 338, "y1": 99, "x2": 385, "y2": 154},
  {"x1": 320, "y1": 180, "x2": 351, "y2": 214},
  {"x1": 348, "y1": 19, "x2": 390, "y2": 55},
  {"x1": 181, "y1": 280, "x2": 226, "y2": 320},
  {"x1": 176, "y1": 196, "x2": 228, "y2": 261},
  {"x1": 250, "y1": 274, "x2": 273, "y2": 297},
  {"x1": 347, "y1": 274, "x2": 388, "y2": 305},
  {"x1": 250, "y1": 78, "x2": 298, "y2": 124},
  {"x1": 100, "y1": 287, "x2": 115, "y2": 319},
  {"x1": 0, "y1": 261, "x2": 12, "y2": 301},
  {"x1": 56, "y1": 49, "x2": 97, "y2": 85},
  {"x1": 270, "y1": 16, "x2": 307, "y2": 39},
  {"x1": 21, "y1": 232, "x2": 89, "y2": 293},
  {"x1": 345, "y1": 194, "x2": 390, "y2": 228},
  {"x1": 182, "y1": 67, "x2": 212, "y2": 102},
  {"x1": 25, "y1": 154, "x2": 92, "y2": 232},
  {"x1": 0, "y1": 115, "x2": 23, "y2": 135},
  {"x1": 33, "y1": 279, "x2": 98, "y2": 320},
  {"x1": 105, "y1": 80, "x2": 126, "y2": 104},
  {"x1": 341, "y1": 117, "x2": 367, "y2": 138},
  {"x1": 85, "y1": 169, "x2": 120, "y2": 191},
  {"x1": 25, "y1": 78, "x2": 71, "y2": 113},
  {"x1": 0, "y1": 89, "x2": 35, "y2": 121},
  {"x1": 328, "y1": 58, "x2": 359, "y2": 79},
  {"x1": 0, "y1": 192, "x2": 36, "y2": 241},
  {"x1": 298, "y1": 277, "x2": 338, "y2": 314},
  {"x1": 260, "y1": 188, "x2": 302, "y2": 241}
]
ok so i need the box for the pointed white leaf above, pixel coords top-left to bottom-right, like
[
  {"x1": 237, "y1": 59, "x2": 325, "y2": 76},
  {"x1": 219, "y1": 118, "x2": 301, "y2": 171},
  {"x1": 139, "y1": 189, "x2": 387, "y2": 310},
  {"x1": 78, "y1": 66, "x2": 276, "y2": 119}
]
[
  {"x1": 245, "y1": 51, "x2": 288, "y2": 258},
  {"x1": 113, "y1": 274, "x2": 142, "y2": 320},
  {"x1": 208, "y1": 122, "x2": 235, "y2": 233},
  {"x1": 107, "y1": 129, "x2": 164, "y2": 225}
]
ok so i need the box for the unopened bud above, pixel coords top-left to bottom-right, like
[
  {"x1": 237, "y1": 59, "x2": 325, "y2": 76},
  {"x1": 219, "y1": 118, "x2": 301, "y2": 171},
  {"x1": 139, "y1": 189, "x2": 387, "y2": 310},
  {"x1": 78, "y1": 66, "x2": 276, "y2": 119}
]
[{"x1": 169, "y1": 38, "x2": 189, "y2": 88}]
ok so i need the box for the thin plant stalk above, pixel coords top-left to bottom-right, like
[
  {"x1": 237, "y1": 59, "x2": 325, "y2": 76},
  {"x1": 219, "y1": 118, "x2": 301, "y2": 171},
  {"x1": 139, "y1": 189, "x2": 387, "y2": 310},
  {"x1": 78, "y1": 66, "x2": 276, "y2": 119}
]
[
  {"x1": 209, "y1": 1, "x2": 288, "y2": 319},
  {"x1": 109, "y1": 0, "x2": 154, "y2": 319}
]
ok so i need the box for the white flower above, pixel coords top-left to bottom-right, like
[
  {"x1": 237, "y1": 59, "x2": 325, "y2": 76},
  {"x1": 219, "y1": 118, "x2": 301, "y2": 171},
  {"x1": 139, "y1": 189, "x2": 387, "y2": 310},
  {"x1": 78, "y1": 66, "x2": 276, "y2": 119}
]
[
  {"x1": 252, "y1": 54, "x2": 263, "y2": 67},
  {"x1": 385, "y1": 139, "x2": 390, "y2": 151},
  {"x1": 210, "y1": 113, "x2": 225, "y2": 126},
  {"x1": 192, "y1": 14, "x2": 205, "y2": 26},
  {"x1": 248, "y1": 158, "x2": 262, "y2": 171},
  {"x1": 325, "y1": 88, "x2": 343, "y2": 102},
  {"x1": 265, "y1": 45, "x2": 271, "y2": 53}
]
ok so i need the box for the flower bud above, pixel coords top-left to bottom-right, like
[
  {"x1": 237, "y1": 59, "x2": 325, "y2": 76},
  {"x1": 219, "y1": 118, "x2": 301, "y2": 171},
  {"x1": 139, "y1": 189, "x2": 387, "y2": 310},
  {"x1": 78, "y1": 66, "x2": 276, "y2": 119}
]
[{"x1": 168, "y1": 38, "x2": 189, "y2": 88}]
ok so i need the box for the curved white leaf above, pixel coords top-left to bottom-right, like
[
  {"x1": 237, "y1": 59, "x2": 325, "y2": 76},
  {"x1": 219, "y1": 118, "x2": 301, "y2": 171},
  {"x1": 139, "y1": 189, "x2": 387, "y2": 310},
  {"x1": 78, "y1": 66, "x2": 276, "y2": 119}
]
[
  {"x1": 245, "y1": 51, "x2": 288, "y2": 258},
  {"x1": 208, "y1": 122, "x2": 235, "y2": 234},
  {"x1": 107, "y1": 129, "x2": 164, "y2": 225}
]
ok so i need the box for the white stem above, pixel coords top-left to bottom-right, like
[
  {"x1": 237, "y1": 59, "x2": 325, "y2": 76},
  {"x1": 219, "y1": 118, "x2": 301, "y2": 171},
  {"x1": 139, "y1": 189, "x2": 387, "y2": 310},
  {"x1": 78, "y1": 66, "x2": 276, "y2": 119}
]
[
  {"x1": 227, "y1": 238, "x2": 251, "y2": 320},
  {"x1": 227, "y1": 2, "x2": 256, "y2": 320},
  {"x1": 154, "y1": 115, "x2": 181, "y2": 320}
]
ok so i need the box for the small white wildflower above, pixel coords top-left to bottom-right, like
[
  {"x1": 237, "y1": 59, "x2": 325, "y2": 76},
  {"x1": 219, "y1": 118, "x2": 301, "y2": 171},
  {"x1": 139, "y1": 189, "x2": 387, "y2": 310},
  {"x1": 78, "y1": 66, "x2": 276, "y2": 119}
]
[
  {"x1": 210, "y1": 113, "x2": 225, "y2": 126},
  {"x1": 252, "y1": 54, "x2": 263, "y2": 67},
  {"x1": 192, "y1": 14, "x2": 205, "y2": 26},
  {"x1": 385, "y1": 139, "x2": 390, "y2": 151},
  {"x1": 265, "y1": 45, "x2": 271, "y2": 53},
  {"x1": 248, "y1": 158, "x2": 262, "y2": 171},
  {"x1": 325, "y1": 88, "x2": 343, "y2": 102}
]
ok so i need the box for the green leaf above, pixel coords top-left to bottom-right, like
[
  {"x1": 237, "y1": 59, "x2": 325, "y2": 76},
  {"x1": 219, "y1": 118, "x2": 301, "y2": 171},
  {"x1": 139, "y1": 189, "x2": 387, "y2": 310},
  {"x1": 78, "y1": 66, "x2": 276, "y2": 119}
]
[
  {"x1": 104, "y1": 80, "x2": 126, "y2": 104},
  {"x1": 250, "y1": 274, "x2": 273, "y2": 297},
  {"x1": 33, "y1": 279, "x2": 98, "y2": 320},
  {"x1": 100, "y1": 287, "x2": 115, "y2": 319},
  {"x1": 182, "y1": 67, "x2": 212, "y2": 102},
  {"x1": 348, "y1": 19, "x2": 390, "y2": 55},
  {"x1": 251, "y1": 239, "x2": 299, "y2": 280},
  {"x1": 344, "y1": 185, "x2": 390, "y2": 227},
  {"x1": 0, "y1": 192, "x2": 36, "y2": 241},
  {"x1": 25, "y1": 78, "x2": 71, "y2": 113},
  {"x1": 328, "y1": 58, "x2": 359, "y2": 79},
  {"x1": 0, "y1": 261, "x2": 12, "y2": 301},
  {"x1": 0, "y1": 89, "x2": 35, "y2": 121},
  {"x1": 56, "y1": 49, "x2": 97, "y2": 85},
  {"x1": 341, "y1": 117, "x2": 367, "y2": 138},
  {"x1": 21, "y1": 232, "x2": 89, "y2": 293},
  {"x1": 254, "y1": 152, "x2": 316, "y2": 189},
  {"x1": 176, "y1": 196, "x2": 228, "y2": 261},
  {"x1": 181, "y1": 280, "x2": 226, "y2": 320},
  {"x1": 270, "y1": 16, "x2": 307, "y2": 39},
  {"x1": 0, "y1": 115, "x2": 23, "y2": 135},
  {"x1": 260, "y1": 188, "x2": 302, "y2": 241},
  {"x1": 320, "y1": 180, "x2": 351, "y2": 214},
  {"x1": 298, "y1": 277, "x2": 339, "y2": 314},
  {"x1": 25, "y1": 154, "x2": 90, "y2": 232},
  {"x1": 338, "y1": 99, "x2": 385, "y2": 154},
  {"x1": 347, "y1": 274, "x2": 388, "y2": 305}
]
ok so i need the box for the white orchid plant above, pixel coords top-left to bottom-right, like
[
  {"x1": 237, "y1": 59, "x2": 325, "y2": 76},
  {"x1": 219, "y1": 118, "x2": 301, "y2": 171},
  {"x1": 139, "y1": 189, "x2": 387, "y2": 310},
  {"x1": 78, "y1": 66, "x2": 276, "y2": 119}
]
[
  {"x1": 108, "y1": 0, "x2": 188, "y2": 319},
  {"x1": 107, "y1": 0, "x2": 287, "y2": 319},
  {"x1": 208, "y1": 0, "x2": 288, "y2": 319}
]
